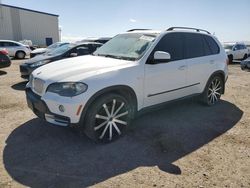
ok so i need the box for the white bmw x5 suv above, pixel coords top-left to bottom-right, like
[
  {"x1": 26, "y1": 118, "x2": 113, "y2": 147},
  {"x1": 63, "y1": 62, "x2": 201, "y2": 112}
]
[{"x1": 26, "y1": 27, "x2": 228, "y2": 142}]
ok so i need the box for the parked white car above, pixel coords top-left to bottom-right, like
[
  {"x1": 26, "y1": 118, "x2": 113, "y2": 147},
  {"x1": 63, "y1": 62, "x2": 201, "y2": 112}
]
[
  {"x1": 223, "y1": 42, "x2": 248, "y2": 63},
  {"x1": 246, "y1": 44, "x2": 250, "y2": 56},
  {"x1": 0, "y1": 40, "x2": 31, "y2": 59},
  {"x1": 26, "y1": 27, "x2": 228, "y2": 142}
]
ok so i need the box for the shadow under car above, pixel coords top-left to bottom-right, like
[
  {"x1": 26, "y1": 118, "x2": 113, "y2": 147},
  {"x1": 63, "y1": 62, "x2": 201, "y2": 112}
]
[{"x1": 3, "y1": 99, "x2": 243, "y2": 187}]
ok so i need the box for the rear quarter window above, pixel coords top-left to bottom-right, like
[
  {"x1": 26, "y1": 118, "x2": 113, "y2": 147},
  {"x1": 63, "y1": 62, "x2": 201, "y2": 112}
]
[{"x1": 203, "y1": 35, "x2": 220, "y2": 55}]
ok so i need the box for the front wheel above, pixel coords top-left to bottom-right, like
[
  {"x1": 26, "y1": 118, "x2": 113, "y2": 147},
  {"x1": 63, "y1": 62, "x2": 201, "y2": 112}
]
[
  {"x1": 202, "y1": 76, "x2": 223, "y2": 106},
  {"x1": 83, "y1": 94, "x2": 133, "y2": 142}
]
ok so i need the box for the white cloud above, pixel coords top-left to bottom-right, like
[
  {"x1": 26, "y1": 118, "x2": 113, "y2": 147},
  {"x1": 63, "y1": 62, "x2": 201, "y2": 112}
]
[{"x1": 129, "y1": 18, "x2": 137, "y2": 23}]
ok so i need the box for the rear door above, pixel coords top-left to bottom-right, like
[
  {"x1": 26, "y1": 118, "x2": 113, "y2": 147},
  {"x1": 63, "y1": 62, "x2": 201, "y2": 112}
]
[
  {"x1": 233, "y1": 44, "x2": 241, "y2": 59},
  {"x1": 144, "y1": 32, "x2": 188, "y2": 107},
  {"x1": 184, "y1": 33, "x2": 220, "y2": 94},
  {"x1": 241, "y1": 45, "x2": 248, "y2": 59}
]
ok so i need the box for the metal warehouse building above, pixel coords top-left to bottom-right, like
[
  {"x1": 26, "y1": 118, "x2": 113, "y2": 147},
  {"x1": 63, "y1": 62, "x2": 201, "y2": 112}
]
[{"x1": 0, "y1": 4, "x2": 59, "y2": 46}]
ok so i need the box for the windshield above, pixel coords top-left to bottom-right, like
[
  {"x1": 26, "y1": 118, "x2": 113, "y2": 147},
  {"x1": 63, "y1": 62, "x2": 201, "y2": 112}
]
[
  {"x1": 223, "y1": 44, "x2": 233, "y2": 50},
  {"x1": 93, "y1": 33, "x2": 157, "y2": 61},
  {"x1": 47, "y1": 42, "x2": 68, "y2": 50},
  {"x1": 46, "y1": 43, "x2": 76, "y2": 56}
]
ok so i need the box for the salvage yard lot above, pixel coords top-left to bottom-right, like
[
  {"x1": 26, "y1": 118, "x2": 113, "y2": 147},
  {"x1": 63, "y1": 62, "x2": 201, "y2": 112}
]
[{"x1": 0, "y1": 60, "x2": 250, "y2": 187}]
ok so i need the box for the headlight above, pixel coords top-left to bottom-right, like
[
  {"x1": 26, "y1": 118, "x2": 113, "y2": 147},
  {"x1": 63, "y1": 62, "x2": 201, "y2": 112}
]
[
  {"x1": 30, "y1": 60, "x2": 50, "y2": 68},
  {"x1": 46, "y1": 82, "x2": 88, "y2": 97}
]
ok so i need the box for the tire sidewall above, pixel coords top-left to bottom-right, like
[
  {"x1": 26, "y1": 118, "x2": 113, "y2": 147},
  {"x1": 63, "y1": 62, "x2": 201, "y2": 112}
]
[
  {"x1": 203, "y1": 76, "x2": 223, "y2": 106},
  {"x1": 83, "y1": 93, "x2": 132, "y2": 142},
  {"x1": 16, "y1": 51, "x2": 25, "y2": 59},
  {"x1": 228, "y1": 55, "x2": 233, "y2": 64}
]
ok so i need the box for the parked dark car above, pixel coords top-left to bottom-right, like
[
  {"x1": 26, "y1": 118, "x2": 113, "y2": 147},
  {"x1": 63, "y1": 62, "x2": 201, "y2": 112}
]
[
  {"x1": 30, "y1": 42, "x2": 69, "y2": 58},
  {"x1": 20, "y1": 42, "x2": 103, "y2": 79},
  {"x1": 81, "y1": 37, "x2": 111, "y2": 44},
  {"x1": 0, "y1": 49, "x2": 11, "y2": 68},
  {"x1": 241, "y1": 57, "x2": 250, "y2": 71}
]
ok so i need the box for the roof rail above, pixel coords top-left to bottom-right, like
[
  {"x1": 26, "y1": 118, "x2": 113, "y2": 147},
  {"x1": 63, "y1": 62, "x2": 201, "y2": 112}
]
[
  {"x1": 127, "y1": 29, "x2": 151, "y2": 32},
  {"x1": 167, "y1": 27, "x2": 211, "y2": 34}
]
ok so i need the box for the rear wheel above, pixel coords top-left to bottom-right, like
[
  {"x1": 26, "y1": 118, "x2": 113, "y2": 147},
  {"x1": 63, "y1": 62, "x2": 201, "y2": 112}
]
[
  {"x1": 243, "y1": 54, "x2": 248, "y2": 60},
  {"x1": 83, "y1": 94, "x2": 133, "y2": 142},
  {"x1": 228, "y1": 55, "x2": 233, "y2": 64},
  {"x1": 15, "y1": 51, "x2": 25, "y2": 59},
  {"x1": 202, "y1": 76, "x2": 223, "y2": 106}
]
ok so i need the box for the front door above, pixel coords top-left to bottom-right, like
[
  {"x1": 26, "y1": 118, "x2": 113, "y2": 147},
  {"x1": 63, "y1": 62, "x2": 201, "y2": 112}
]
[{"x1": 144, "y1": 33, "x2": 187, "y2": 107}]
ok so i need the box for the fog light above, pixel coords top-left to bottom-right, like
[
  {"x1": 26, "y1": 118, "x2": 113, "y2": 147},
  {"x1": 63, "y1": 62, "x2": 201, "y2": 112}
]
[{"x1": 59, "y1": 105, "x2": 65, "y2": 112}]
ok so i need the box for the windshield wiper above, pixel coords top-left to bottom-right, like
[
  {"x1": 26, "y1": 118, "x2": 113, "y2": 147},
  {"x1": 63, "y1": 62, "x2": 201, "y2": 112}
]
[{"x1": 95, "y1": 54, "x2": 136, "y2": 61}]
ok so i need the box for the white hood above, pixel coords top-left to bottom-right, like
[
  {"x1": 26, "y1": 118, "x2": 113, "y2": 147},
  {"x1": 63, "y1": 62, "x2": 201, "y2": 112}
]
[{"x1": 32, "y1": 55, "x2": 136, "y2": 82}]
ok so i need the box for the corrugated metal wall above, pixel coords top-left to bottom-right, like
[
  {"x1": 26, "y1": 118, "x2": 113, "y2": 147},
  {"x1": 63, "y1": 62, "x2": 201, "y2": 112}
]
[
  {"x1": 0, "y1": 5, "x2": 13, "y2": 40},
  {"x1": 0, "y1": 5, "x2": 59, "y2": 46},
  {"x1": 10, "y1": 7, "x2": 22, "y2": 41}
]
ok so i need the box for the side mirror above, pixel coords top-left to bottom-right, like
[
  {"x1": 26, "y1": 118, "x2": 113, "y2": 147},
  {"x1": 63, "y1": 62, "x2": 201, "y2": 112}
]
[
  {"x1": 69, "y1": 52, "x2": 77, "y2": 57},
  {"x1": 153, "y1": 51, "x2": 171, "y2": 63}
]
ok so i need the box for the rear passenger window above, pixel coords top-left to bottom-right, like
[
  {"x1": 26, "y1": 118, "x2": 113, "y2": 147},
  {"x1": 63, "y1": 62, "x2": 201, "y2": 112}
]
[
  {"x1": 202, "y1": 37, "x2": 212, "y2": 55},
  {"x1": 241, "y1": 45, "x2": 246, "y2": 49},
  {"x1": 153, "y1": 33, "x2": 184, "y2": 61},
  {"x1": 184, "y1": 33, "x2": 204, "y2": 58},
  {"x1": 203, "y1": 35, "x2": 220, "y2": 55}
]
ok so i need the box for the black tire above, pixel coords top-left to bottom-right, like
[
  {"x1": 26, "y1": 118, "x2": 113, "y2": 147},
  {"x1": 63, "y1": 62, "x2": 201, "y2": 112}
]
[
  {"x1": 83, "y1": 93, "x2": 133, "y2": 142},
  {"x1": 15, "y1": 51, "x2": 25, "y2": 59},
  {"x1": 202, "y1": 76, "x2": 223, "y2": 106},
  {"x1": 243, "y1": 54, "x2": 248, "y2": 60},
  {"x1": 228, "y1": 55, "x2": 233, "y2": 64}
]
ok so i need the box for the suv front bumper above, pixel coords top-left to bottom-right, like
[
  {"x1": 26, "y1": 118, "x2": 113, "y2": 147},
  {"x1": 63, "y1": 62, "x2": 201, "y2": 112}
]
[{"x1": 26, "y1": 88, "x2": 71, "y2": 126}]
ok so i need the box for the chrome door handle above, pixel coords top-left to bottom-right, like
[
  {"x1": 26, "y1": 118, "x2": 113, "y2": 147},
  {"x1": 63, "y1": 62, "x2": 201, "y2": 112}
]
[{"x1": 178, "y1": 65, "x2": 187, "y2": 70}]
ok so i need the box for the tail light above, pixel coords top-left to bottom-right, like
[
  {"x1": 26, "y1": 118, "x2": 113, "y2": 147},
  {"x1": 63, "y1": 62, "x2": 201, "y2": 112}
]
[{"x1": 0, "y1": 49, "x2": 8, "y2": 55}]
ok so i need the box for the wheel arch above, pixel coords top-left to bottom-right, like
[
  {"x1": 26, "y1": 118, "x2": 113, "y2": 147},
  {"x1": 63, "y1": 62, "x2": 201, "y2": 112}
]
[
  {"x1": 204, "y1": 70, "x2": 226, "y2": 94},
  {"x1": 78, "y1": 85, "x2": 138, "y2": 126}
]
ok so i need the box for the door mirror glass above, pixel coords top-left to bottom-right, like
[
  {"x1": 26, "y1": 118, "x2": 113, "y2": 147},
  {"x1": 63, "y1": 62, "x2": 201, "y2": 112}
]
[{"x1": 153, "y1": 51, "x2": 171, "y2": 63}]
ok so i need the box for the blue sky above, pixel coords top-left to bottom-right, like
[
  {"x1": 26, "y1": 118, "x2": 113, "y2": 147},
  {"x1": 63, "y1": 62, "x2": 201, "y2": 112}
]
[{"x1": 2, "y1": 0, "x2": 250, "y2": 42}]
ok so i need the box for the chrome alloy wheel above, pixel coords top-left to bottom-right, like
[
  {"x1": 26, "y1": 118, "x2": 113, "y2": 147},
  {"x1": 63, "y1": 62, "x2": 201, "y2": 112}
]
[
  {"x1": 94, "y1": 99, "x2": 129, "y2": 141},
  {"x1": 208, "y1": 78, "x2": 222, "y2": 105}
]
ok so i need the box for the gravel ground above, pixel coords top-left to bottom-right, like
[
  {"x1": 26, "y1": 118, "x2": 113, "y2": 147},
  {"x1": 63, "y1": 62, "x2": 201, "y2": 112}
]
[{"x1": 0, "y1": 60, "x2": 249, "y2": 188}]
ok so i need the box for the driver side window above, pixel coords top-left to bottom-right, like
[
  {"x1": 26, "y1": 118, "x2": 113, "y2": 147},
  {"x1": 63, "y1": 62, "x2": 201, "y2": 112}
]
[{"x1": 151, "y1": 33, "x2": 184, "y2": 62}]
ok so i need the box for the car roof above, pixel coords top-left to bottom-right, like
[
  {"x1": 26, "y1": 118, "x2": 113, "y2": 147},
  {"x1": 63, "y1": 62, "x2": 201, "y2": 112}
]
[
  {"x1": 0, "y1": 39, "x2": 23, "y2": 44},
  {"x1": 82, "y1": 37, "x2": 111, "y2": 40},
  {"x1": 0, "y1": 40, "x2": 26, "y2": 46},
  {"x1": 74, "y1": 42, "x2": 103, "y2": 45},
  {"x1": 124, "y1": 29, "x2": 215, "y2": 37},
  {"x1": 124, "y1": 30, "x2": 161, "y2": 35},
  {"x1": 224, "y1": 42, "x2": 246, "y2": 45}
]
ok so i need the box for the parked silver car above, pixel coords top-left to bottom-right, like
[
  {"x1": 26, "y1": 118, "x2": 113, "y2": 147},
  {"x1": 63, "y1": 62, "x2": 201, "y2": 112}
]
[{"x1": 0, "y1": 40, "x2": 31, "y2": 59}]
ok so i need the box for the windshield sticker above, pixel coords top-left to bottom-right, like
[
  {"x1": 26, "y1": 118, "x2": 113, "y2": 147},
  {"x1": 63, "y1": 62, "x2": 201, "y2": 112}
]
[{"x1": 140, "y1": 35, "x2": 155, "y2": 41}]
